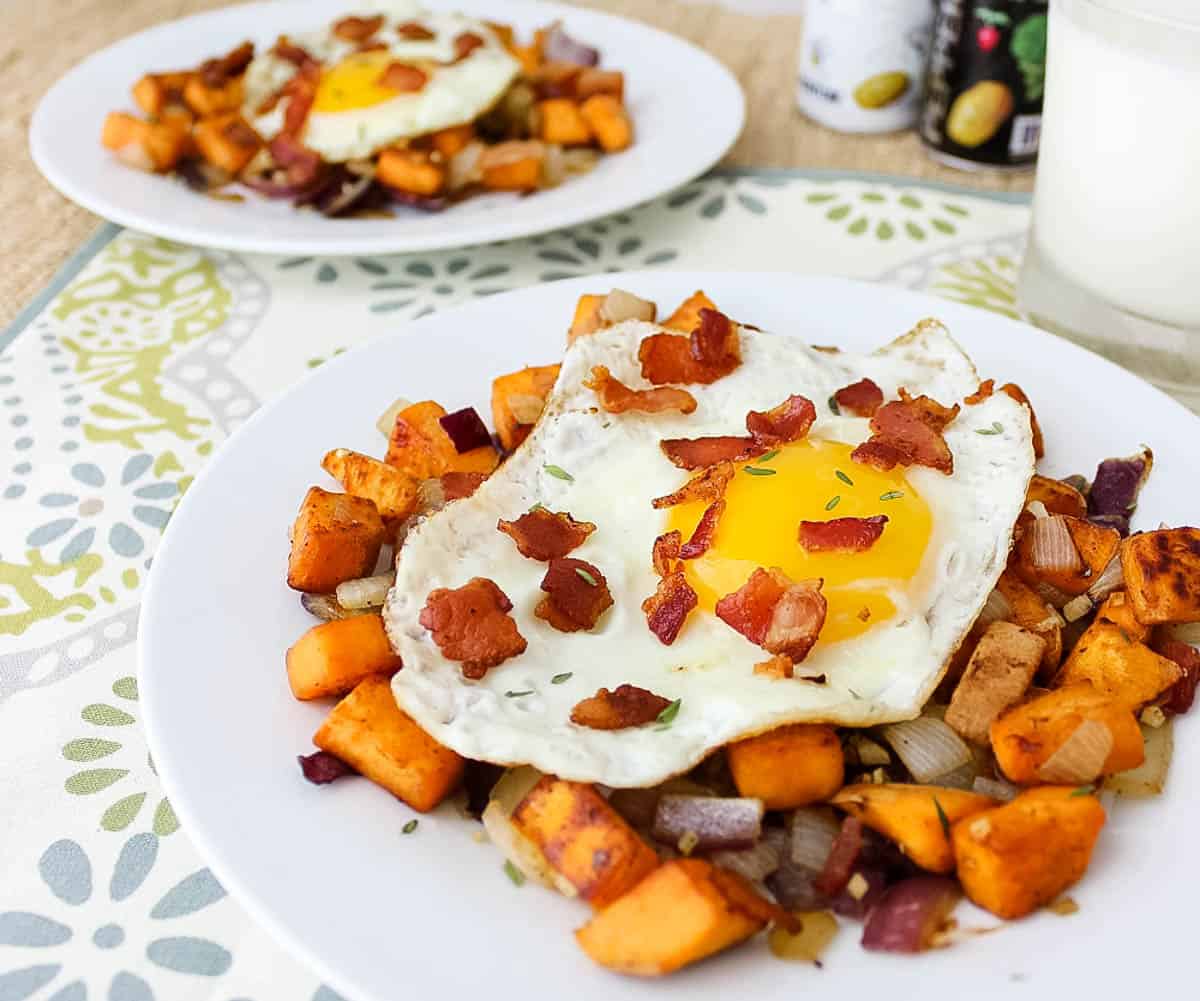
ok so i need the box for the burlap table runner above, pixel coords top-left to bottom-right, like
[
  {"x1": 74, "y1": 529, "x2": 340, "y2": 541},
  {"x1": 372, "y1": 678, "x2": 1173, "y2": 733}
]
[{"x1": 0, "y1": 0, "x2": 1034, "y2": 328}]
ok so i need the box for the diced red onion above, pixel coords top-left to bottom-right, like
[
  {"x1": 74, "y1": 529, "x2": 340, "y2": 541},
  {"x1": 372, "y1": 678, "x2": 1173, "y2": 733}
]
[
  {"x1": 1036, "y1": 719, "x2": 1113, "y2": 784},
  {"x1": 831, "y1": 865, "x2": 888, "y2": 920},
  {"x1": 766, "y1": 860, "x2": 827, "y2": 912},
  {"x1": 861, "y1": 876, "x2": 961, "y2": 953},
  {"x1": 387, "y1": 188, "x2": 448, "y2": 213},
  {"x1": 880, "y1": 716, "x2": 972, "y2": 784},
  {"x1": 1153, "y1": 637, "x2": 1200, "y2": 715},
  {"x1": 1088, "y1": 449, "x2": 1152, "y2": 533},
  {"x1": 1028, "y1": 515, "x2": 1083, "y2": 574},
  {"x1": 298, "y1": 750, "x2": 355, "y2": 784},
  {"x1": 542, "y1": 21, "x2": 601, "y2": 66},
  {"x1": 438, "y1": 407, "x2": 492, "y2": 453},
  {"x1": 788, "y1": 808, "x2": 840, "y2": 870},
  {"x1": 710, "y1": 831, "x2": 784, "y2": 883},
  {"x1": 651, "y1": 795, "x2": 764, "y2": 851},
  {"x1": 814, "y1": 816, "x2": 863, "y2": 896},
  {"x1": 1086, "y1": 554, "x2": 1124, "y2": 602},
  {"x1": 447, "y1": 140, "x2": 484, "y2": 191}
]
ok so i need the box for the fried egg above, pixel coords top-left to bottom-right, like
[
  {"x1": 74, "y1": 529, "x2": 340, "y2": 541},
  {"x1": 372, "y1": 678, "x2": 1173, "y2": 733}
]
[
  {"x1": 243, "y1": 3, "x2": 518, "y2": 162},
  {"x1": 384, "y1": 319, "x2": 1035, "y2": 787}
]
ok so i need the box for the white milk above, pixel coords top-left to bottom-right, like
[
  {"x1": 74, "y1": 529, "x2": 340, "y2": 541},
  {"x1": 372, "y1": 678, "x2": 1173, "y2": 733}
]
[{"x1": 1030, "y1": 0, "x2": 1200, "y2": 328}]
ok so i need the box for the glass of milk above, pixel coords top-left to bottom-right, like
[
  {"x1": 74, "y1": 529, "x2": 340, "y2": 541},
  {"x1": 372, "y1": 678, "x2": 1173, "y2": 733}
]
[{"x1": 1017, "y1": 0, "x2": 1200, "y2": 407}]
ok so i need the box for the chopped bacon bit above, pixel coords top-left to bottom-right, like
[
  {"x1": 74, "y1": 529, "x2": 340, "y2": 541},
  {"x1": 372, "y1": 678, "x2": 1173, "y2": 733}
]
[
  {"x1": 965, "y1": 379, "x2": 995, "y2": 405},
  {"x1": 199, "y1": 41, "x2": 254, "y2": 87},
  {"x1": 745, "y1": 394, "x2": 817, "y2": 444},
  {"x1": 754, "y1": 655, "x2": 793, "y2": 679},
  {"x1": 691, "y1": 309, "x2": 740, "y2": 367},
  {"x1": 497, "y1": 508, "x2": 596, "y2": 561},
  {"x1": 357, "y1": 40, "x2": 389, "y2": 53},
  {"x1": 440, "y1": 471, "x2": 487, "y2": 500},
  {"x1": 272, "y1": 37, "x2": 314, "y2": 66},
  {"x1": 679, "y1": 499, "x2": 725, "y2": 559},
  {"x1": 453, "y1": 31, "x2": 485, "y2": 62},
  {"x1": 642, "y1": 570, "x2": 698, "y2": 645},
  {"x1": 1000, "y1": 382, "x2": 1045, "y2": 459},
  {"x1": 583, "y1": 365, "x2": 697, "y2": 415},
  {"x1": 332, "y1": 14, "x2": 384, "y2": 42},
  {"x1": 570, "y1": 684, "x2": 672, "y2": 730},
  {"x1": 716, "y1": 569, "x2": 827, "y2": 663},
  {"x1": 815, "y1": 816, "x2": 864, "y2": 896},
  {"x1": 268, "y1": 133, "x2": 323, "y2": 187},
  {"x1": 639, "y1": 308, "x2": 742, "y2": 386},
  {"x1": 535, "y1": 558, "x2": 613, "y2": 632},
  {"x1": 715, "y1": 568, "x2": 789, "y2": 647},
  {"x1": 419, "y1": 578, "x2": 527, "y2": 679},
  {"x1": 661, "y1": 435, "x2": 765, "y2": 470},
  {"x1": 1152, "y1": 637, "x2": 1200, "y2": 715},
  {"x1": 280, "y1": 61, "x2": 320, "y2": 139},
  {"x1": 652, "y1": 462, "x2": 734, "y2": 510},
  {"x1": 798, "y1": 515, "x2": 889, "y2": 553},
  {"x1": 851, "y1": 391, "x2": 959, "y2": 475},
  {"x1": 833, "y1": 378, "x2": 884, "y2": 418},
  {"x1": 397, "y1": 21, "x2": 436, "y2": 40},
  {"x1": 652, "y1": 531, "x2": 682, "y2": 577},
  {"x1": 378, "y1": 62, "x2": 429, "y2": 92}
]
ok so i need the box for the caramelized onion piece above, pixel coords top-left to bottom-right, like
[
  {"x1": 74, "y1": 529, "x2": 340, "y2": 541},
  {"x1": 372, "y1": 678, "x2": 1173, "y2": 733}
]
[
  {"x1": 1027, "y1": 515, "x2": 1083, "y2": 574},
  {"x1": 651, "y1": 795, "x2": 765, "y2": 851}
]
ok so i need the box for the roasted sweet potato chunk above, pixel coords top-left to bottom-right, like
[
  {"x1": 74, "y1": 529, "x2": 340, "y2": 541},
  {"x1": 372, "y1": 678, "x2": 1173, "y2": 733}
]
[
  {"x1": 491, "y1": 363, "x2": 560, "y2": 451},
  {"x1": 313, "y1": 675, "x2": 464, "y2": 811},
  {"x1": 132, "y1": 71, "x2": 192, "y2": 116},
  {"x1": 1015, "y1": 515, "x2": 1120, "y2": 597},
  {"x1": 1121, "y1": 528, "x2": 1200, "y2": 625},
  {"x1": 287, "y1": 486, "x2": 385, "y2": 593},
  {"x1": 994, "y1": 570, "x2": 1063, "y2": 678},
  {"x1": 430, "y1": 123, "x2": 474, "y2": 158},
  {"x1": 480, "y1": 140, "x2": 544, "y2": 191},
  {"x1": 1026, "y1": 475, "x2": 1087, "y2": 520},
  {"x1": 946, "y1": 621, "x2": 1042, "y2": 745},
  {"x1": 537, "y1": 97, "x2": 592, "y2": 145},
  {"x1": 952, "y1": 787, "x2": 1105, "y2": 919},
  {"x1": 662, "y1": 290, "x2": 718, "y2": 333},
  {"x1": 511, "y1": 776, "x2": 658, "y2": 909},
  {"x1": 286, "y1": 613, "x2": 401, "y2": 700},
  {"x1": 568, "y1": 293, "x2": 606, "y2": 341},
  {"x1": 831, "y1": 783, "x2": 996, "y2": 874},
  {"x1": 385, "y1": 401, "x2": 499, "y2": 480},
  {"x1": 101, "y1": 112, "x2": 189, "y2": 172},
  {"x1": 580, "y1": 94, "x2": 632, "y2": 152},
  {"x1": 322, "y1": 447, "x2": 418, "y2": 525},
  {"x1": 182, "y1": 74, "x2": 244, "y2": 116},
  {"x1": 575, "y1": 858, "x2": 769, "y2": 975},
  {"x1": 1055, "y1": 619, "x2": 1180, "y2": 708},
  {"x1": 193, "y1": 112, "x2": 260, "y2": 175},
  {"x1": 377, "y1": 148, "x2": 445, "y2": 196},
  {"x1": 727, "y1": 723, "x2": 843, "y2": 809},
  {"x1": 1094, "y1": 590, "x2": 1150, "y2": 642}
]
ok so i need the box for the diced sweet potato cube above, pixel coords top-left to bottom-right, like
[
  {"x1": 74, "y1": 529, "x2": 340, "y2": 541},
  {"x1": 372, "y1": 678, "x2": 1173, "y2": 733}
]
[
  {"x1": 480, "y1": 141, "x2": 544, "y2": 191},
  {"x1": 575, "y1": 858, "x2": 765, "y2": 975},
  {"x1": 1015, "y1": 516, "x2": 1120, "y2": 597},
  {"x1": 1094, "y1": 590, "x2": 1150, "y2": 642},
  {"x1": 580, "y1": 94, "x2": 632, "y2": 152},
  {"x1": 193, "y1": 113, "x2": 260, "y2": 175},
  {"x1": 287, "y1": 614, "x2": 401, "y2": 700},
  {"x1": 313, "y1": 675, "x2": 464, "y2": 811},
  {"x1": 287, "y1": 486, "x2": 385, "y2": 593},
  {"x1": 322, "y1": 448, "x2": 419, "y2": 525},
  {"x1": 511, "y1": 776, "x2": 658, "y2": 909},
  {"x1": 132, "y1": 71, "x2": 192, "y2": 117},
  {"x1": 511, "y1": 43, "x2": 541, "y2": 75},
  {"x1": 576, "y1": 68, "x2": 625, "y2": 102},
  {"x1": 952, "y1": 787, "x2": 1106, "y2": 919},
  {"x1": 537, "y1": 98, "x2": 592, "y2": 146},
  {"x1": 995, "y1": 570, "x2": 1063, "y2": 678},
  {"x1": 491, "y1": 364, "x2": 560, "y2": 452},
  {"x1": 1121, "y1": 528, "x2": 1200, "y2": 625},
  {"x1": 990, "y1": 683, "x2": 1144, "y2": 784},
  {"x1": 182, "y1": 74, "x2": 244, "y2": 116},
  {"x1": 377, "y1": 148, "x2": 446, "y2": 196},
  {"x1": 101, "y1": 112, "x2": 188, "y2": 172},
  {"x1": 1055, "y1": 620, "x2": 1180, "y2": 708},
  {"x1": 384, "y1": 401, "x2": 500, "y2": 480},
  {"x1": 663, "y1": 290, "x2": 718, "y2": 333},
  {"x1": 1027, "y1": 475, "x2": 1087, "y2": 519},
  {"x1": 430, "y1": 123, "x2": 474, "y2": 159},
  {"x1": 831, "y1": 784, "x2": 996, "y2": 874},
  {"x1": 568, "y1": 294, "x2": 606, "y2": 342},
  {"x1": 726, "y1": 723, "x2": 843, "y2": 809},
  {"x1": 946, "y1": 621, "x2": 1042, "y2": 745}
]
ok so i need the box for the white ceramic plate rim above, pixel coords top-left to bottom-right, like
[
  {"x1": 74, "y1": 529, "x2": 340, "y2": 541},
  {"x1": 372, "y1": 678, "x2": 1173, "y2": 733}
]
[
  {"x1": 29, "y1": 0, "x2": 744, "y2": 256},
  {"x1": 140, "y1": 273, "x2": 1200, "y2": 1001}
]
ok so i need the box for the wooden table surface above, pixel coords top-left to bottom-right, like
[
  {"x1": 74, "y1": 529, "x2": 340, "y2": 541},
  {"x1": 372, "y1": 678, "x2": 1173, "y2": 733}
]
[{"x1": 0, "y1": 0, "x2": 1034, "y2": 328}]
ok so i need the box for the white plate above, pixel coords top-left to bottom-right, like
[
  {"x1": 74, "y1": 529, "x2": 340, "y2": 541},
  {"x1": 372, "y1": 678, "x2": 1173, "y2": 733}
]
[
  {"x1": 140, "y1": 274, "x2": 1198, "y2": 1001},
  {"x1": 30, "y1": 0, "x2": 743, "y2": 256}
]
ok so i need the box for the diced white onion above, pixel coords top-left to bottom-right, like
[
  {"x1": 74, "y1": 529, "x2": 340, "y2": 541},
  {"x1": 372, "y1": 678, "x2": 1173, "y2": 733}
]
[
  {"x1": 788, "y1": 807, "x2": 840, "y2": 870},
  {"x1": 335, "y1": 572, "x2": 395, "y2": 610},
  {"x1": 710, "y1": 836, "x2": 783, "y2": 882},
  {"x1": 447, "y1": 141, "x2": 484, "y2": 191},
  {"x1": 1086, "y1": 554, "x2": 1124, "y2": 602},
  {"x1": 848, "y1": 734, "x2": 891, "y2": 767},
  {"x1": 1140, "y1": 705, "x2": 1167, "y2": 729},
  {"x1": 562, "y1": 148, "x2": 600, "y2": 175},
  {"x1": 1026, "y1": 500, "x2": 1050, "y2": 520},
  {"x1": 1036, "y1": 719, "x2": 1113, "y2": 784},
  {"x1": 417, "y1": 477, "x2": 447, "y2": 513},
  {"x1": 977, "y1": 588, "x2": 1013, "y2": 629},
  {"x1": 1062, "y1": 594, "x2": 1093, "y2": 623},
  {"x1": 935, "y1": 761, "x2": 979, "y2": 790},
  {"x1": 881, "y1": 716, "x2": 973, "y2": 784},
  {"x1": 601, "y1": 288, "x2": 657, "y2": 325},
  {"x1": 375, "y1": 397, "x2": 411, "y2": 436},
  {"x1": 300, "y1": 592, "x2": 355, "y2": 621},
  {"x1": 1104, "y1": 720, "x2": 1173, "y2": 797},
  {"x1": 1028, "y1": 516, "x2": 1083, "y2": 574},
  {"x1": 972, "y1": 776, "x2": 1019, "y2": 802},
  {"x1": 541, "y1": 143, "x2": 566, "y2": 188}
]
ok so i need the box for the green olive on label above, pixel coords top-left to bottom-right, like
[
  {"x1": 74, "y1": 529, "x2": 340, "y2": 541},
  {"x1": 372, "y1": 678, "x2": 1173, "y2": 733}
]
[
  {"x1": 853, "y1": 71, "x2": 911, "y2": 110},
  {"x1": 946, "y1": 80, "x2": 1014, "y2": 148}
]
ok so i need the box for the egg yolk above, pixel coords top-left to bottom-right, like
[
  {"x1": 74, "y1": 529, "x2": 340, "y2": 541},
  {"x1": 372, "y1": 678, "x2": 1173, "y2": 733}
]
[
  {"x1": 313, "y1": 52, "x2": 406, "y2": 113},
  {"x1": 664, "y1": 439, "x2": 932, "y2": 643}
]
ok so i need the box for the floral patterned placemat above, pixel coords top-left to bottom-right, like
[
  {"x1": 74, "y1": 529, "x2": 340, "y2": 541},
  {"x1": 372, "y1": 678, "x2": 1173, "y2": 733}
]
[{"x1": 0, "y1": 168, "x2": 1030, "y2": 1001}]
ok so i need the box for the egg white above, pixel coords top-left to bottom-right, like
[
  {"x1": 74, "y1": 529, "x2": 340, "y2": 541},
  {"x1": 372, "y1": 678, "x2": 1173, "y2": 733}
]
[{"x1": 384, "y1": 319, "x2": 1035, "y2": 787}]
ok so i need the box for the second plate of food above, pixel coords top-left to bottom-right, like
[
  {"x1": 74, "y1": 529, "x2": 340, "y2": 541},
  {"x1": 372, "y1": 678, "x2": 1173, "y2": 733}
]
[
  {"x1": 141, "y1": 272, "x2": 1200, "y2": 1001},
  {"x1": 30, "y1": 0, "x2": 743, "y2": 255}
]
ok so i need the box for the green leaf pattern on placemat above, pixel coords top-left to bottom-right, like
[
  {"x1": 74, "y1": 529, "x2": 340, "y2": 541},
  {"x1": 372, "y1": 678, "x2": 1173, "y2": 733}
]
[
  {"x1": 929, "y1": 254, "x2": 1021, "y2": 320},
  {"x1": 804, "y1": 186, "x2": 971, "y2": 241}
]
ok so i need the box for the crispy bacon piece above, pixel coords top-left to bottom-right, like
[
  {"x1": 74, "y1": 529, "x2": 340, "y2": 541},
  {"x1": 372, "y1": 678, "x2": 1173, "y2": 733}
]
[
  {"x1": 199, "y1": 41, "x2": 254, "y2": 87},
  {"x1": 1000, "y1": 382, "x2": 1044, "y2": 459},
  {"x1": 440, "y1": 471, "x2": 487, "y2": 500},
  {"x1": 716, "y1": 569, "x2": 827, "y2": 663},
  {"x1": 833, "y1": 378, "x2": 884, "y2": 418},
  {"x1": 652, "y1": 462, "x2": 734, "y2": 510},
  {"x1": 652, "y1": 531, "x2": 682, "y2": 577},
  {"x1": 716, "y1": 567, "x2": 789, "y2": 646},
  {"x1": 280, "y1": 61, "x2": 320, "y2": 139},
  {"x1": 642, "y1": 570, "x2": 698, "y2": 646},
  {"x1": 851, "y1": 391, "x2": 959, "y2": 475},
  {"x1": 745, "y1": 394, "x2": 817, "y2": 444},
  {"x1": 660, "y1": 435, "x2": 765, "y2": 470},
  {"x1": 798, "y1": 515, "x2": 889, "y2": 553},
  {"x1": 679, "y1": 499, "x2": 725, "y2": 559},
  {"x1": 570, "y1": 684, "x2": 672, "y2": 730},
  {"x1": 1153, "y1": 638, "x2": 1200, "y2": 715},
  {"x1": 453, "y1": 32, "x2": 485, "y2": 62},
  {"x1": 378, "y1": 62, "x2": 429, "y2": 92},
  {"x1": 583, "y1": 365, "x2": 697, "y2": 415},
  {"x1": 639, "y1": 308, "x2": 741, "y2": 386},
  {"x1": 420, "y1": 578, "x2": 527, "y2": 679},
  {"x1": 332, "y1": 14, "x2": 384, "y2": 42},
  {"x1": 397, "y1": 21, "x2": 436, "y2": 40},
  {"x1": 272, "y1": 36, "x2": 314, "y2": 66},
  {"x1": 497, "y1": 508, "x2": 596, "y2": 561},
  {"x1": 965, "y1": 379, "x2": 994, "y2": 405},
  {"x1": 535, "y1": 558, "x2": 613, "y2": 632},
  {"x1": 754, "y1": 655, "x2": 793, "y2": 679},
  {"x1": 815, "y1": 817, "x2": 865, "y2": 897}
]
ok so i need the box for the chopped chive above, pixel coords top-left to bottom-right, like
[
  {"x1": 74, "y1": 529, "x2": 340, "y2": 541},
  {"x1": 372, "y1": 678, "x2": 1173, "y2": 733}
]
[
  {"x1": 847, "y1": 687, "x2": 863, "y2": 699},
  {"x1": 402, "y1": 819, "x2": 418, "y2": 834},
  {"x1": 505, "y1": 689, "x2": 534, "y2": 698},
  {"x1": 828, "y1": 394, "x2": 841, "y2": 416},
  {"x1": 544, "y1": 464, "x2": 573, "y2": 481},
  {"x1": 879, "y1": 490, "x2": 904, "y2": 501},
  {"x1": 655, "y1": 698, "x2": 682, "y2": 728},
  {"x1": 551, "y1": 672, "x2": 573, "y2": 684},
  {"x1": 825, "y1": 495, "x2": 841, "y2": 511},
  {"x1": 975, "y1": 422, "x2": 1004, "y2": 436},
  {"x1": 503, "y1": 860, "x2": 526, "y2": 886},
  {"x1": 836, "y1": 470, "x2": 854, "y2": 486},
  {"x1": 933, "y1": 796, "x2": 951, "y2": 839},
  {"x1": 756, "y1": 449, "x2": 780, "y2": 464},
  {"x1": 1070, "y1": 785, "x2": 1095, "y2": 798},
  {"x1": 743, "y1": 466, "x2": 777, "y2": 476},
  {"x1": 575, "y1": 567, "x2": 598, "y2": 586}
]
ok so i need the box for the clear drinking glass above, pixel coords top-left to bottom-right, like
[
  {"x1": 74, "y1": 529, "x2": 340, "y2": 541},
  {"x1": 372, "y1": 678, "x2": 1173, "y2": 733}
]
[{"x1": 1017, "y1": 0, "x2": 1200, "y2": 409}]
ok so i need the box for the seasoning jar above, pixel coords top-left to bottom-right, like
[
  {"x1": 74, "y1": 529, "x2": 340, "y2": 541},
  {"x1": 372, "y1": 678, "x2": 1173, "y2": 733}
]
[{"x1": 796, "y1": 0, "x2": 935, "y2": 134}]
